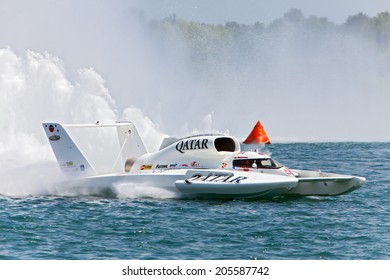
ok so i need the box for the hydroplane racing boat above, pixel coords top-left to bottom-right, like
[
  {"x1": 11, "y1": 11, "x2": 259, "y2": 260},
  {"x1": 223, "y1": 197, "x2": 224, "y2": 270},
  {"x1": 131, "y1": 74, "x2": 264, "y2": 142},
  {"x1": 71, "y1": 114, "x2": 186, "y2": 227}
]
[
  {"x1": 42, "y1": 121, "x2": 365, "y2": 199},
  {"x1": 42, "y1": 122, "x2": 297, "y2": 199}
]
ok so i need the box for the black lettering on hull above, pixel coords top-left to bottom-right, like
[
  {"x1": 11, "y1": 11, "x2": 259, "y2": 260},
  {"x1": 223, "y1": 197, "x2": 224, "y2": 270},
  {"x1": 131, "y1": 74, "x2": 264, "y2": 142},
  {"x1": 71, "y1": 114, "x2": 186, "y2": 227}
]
[
  {"x1": 176, "y1": 138, "x2": 209, "y2": 153},
  {"x1": 228, "y1": 176, "x2": 248, "y2": 183},
  {"x1": 187, "y1": 174, "x2": 247, "y2": 184}
]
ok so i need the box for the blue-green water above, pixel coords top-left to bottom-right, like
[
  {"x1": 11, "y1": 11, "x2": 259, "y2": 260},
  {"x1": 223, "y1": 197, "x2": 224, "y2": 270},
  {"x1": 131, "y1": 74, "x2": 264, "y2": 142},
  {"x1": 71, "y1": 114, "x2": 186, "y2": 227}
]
[{"x1": 1, "y1": 143, "x2": 389, "y2": 260}]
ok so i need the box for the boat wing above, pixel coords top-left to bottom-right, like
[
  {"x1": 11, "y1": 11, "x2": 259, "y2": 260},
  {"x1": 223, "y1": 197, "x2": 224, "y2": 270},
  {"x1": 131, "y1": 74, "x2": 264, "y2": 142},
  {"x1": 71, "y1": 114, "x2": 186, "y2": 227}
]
[{"x1": 43, "y1": 121, "x2": 148, "y2": 176}]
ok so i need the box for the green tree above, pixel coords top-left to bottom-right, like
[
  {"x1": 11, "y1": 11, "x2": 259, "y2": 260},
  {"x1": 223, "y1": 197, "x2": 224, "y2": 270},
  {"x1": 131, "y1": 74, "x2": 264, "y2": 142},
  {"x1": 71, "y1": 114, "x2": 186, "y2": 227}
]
[{"x1": 374, "y1": 12, "x2": 390, "y2": 46}]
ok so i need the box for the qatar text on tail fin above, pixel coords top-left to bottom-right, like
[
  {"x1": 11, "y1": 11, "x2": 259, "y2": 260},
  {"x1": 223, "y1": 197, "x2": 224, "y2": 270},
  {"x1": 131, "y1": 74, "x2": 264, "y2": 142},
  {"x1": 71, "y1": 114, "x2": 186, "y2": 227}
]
[{"x1": 42, "y1": 123, "x2": 96, "y2": 176}]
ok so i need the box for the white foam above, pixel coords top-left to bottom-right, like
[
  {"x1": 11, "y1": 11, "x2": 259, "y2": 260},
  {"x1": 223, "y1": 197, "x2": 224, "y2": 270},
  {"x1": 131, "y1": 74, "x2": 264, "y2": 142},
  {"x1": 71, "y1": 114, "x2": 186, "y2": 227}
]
[
  {"x1": 0, "y1": 47, "x2": 163, "y2": 197},
  {"x1": 113, "y1": 181, "x2": 180, "y2": 199}
]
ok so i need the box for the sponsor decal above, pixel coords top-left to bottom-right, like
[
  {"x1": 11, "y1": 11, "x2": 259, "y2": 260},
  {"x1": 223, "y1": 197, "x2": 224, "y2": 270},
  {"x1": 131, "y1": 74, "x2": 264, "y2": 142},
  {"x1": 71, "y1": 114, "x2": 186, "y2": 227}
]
[
  {"x1": 156, "y1": 164, "x2": 168, "y2": 169},
  {"x1": 49, "y1": 135, "x2": 60, "y2": 141},
  {"x1": 140, "y1": 164, "x2": 153, "y2": 170},
  {"x1": 284, "y1": 167, "x2": 293, "y2": 175},
  {"x1": 191, "y1": 161, "x2": 199, "y2": 167},
  {"x1": 234, "y1": 152, "x2": 248, "y2": 159},
  {"x1": 58, "y1": 161, "x2": 78, "y2": 173},
  {"x1": 176, "y1": 138, "x2": 209, "y2": 154},
  {"x1": 49, "y1": 125, "x2": 55, "y2": 133},
  {"x1": 221, "y1": 162, "x2": 227, "y2": 168},
  {"x1": 187, "y1": 174, "x2": 248, "y2": 184},
  {"x1": 181, "y1": 164, "x2": 188, "y2": 167},
  {"x1": 169, "y1": 163, "x2": 178, "y2": 168}
]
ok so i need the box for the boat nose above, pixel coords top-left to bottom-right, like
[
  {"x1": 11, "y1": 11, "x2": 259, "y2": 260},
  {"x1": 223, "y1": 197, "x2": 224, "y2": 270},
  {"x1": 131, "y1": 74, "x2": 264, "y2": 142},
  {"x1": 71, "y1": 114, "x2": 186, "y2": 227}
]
[{"x1": 356, "y1": 176, "x2": 366, "y2": 187}]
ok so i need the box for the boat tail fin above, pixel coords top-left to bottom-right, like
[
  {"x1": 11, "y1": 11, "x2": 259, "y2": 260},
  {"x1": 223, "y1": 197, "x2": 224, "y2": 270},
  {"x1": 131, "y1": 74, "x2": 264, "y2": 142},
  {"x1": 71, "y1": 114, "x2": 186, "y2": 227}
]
[
  {"x1": 243, "y1": 120, "x2": 271, "y2": 144},
  {"x1": 42, "y1": 123, "x2": 96, "y2": 176},
  {"x1": 158, "y1": 136, "x2": 179, "y2": 150},
  {"x1": 116, "y1": 122, "x2": 148, "y2": 160}
]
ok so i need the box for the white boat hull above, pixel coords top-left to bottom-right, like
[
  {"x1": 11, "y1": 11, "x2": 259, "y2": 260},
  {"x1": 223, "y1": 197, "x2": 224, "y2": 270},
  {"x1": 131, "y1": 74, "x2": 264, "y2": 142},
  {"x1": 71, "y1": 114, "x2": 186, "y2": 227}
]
[
  {"x1": 175, "y1": 169, "x2": 297, "y2": 198},
  {"x1": 60, "y1": 169, "x2": 298, "y2": 199}
]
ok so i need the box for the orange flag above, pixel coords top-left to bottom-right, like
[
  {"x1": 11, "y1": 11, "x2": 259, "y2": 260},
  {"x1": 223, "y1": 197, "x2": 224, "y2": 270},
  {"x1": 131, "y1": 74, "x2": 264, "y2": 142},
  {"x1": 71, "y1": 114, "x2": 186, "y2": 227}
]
[{"x1": 243, "y1": 120, "x2": 271, "y2": 144}]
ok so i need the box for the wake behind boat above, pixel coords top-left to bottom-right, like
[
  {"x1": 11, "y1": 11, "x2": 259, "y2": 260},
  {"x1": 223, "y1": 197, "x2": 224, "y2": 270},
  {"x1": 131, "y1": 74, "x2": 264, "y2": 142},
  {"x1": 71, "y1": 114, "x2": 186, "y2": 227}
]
[{"x1": 42, "y1": 121, "x2": 365, "y2": 199}]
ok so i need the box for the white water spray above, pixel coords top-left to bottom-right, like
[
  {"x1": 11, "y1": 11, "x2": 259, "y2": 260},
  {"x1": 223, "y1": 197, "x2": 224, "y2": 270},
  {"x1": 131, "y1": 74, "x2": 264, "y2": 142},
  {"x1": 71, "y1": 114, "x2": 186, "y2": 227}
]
[
  {"x1": 0, "y1": 48, "x2": 164, "y2": 196},
  {"x1": 113, "y1": 181, "x2": 180, "y2": 199}
]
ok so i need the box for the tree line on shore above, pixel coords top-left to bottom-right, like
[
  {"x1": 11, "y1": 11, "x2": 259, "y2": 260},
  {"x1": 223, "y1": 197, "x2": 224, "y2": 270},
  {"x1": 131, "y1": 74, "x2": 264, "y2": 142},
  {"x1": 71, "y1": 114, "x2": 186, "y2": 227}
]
[{"x1": 134, "y1": 9, "x2": 390, "y2": 78}]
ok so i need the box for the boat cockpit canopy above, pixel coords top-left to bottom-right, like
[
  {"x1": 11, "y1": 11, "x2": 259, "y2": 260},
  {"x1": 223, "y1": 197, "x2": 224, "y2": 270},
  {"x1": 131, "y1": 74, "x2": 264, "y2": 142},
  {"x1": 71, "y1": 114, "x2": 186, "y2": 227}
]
[{"x1": 233, "y1": 158, "x2": 283, "y2": 169}]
